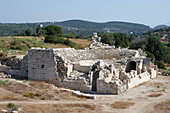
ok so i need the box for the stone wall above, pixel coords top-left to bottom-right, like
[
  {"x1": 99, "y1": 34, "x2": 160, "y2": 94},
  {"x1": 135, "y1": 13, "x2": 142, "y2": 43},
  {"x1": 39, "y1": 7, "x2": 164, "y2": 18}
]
[
  {"x1": 1, "y1": 57, "x2": 22, "y2": 70},
  {"x1": 20, "y1": 55, "x2": 28, "y2": 78},
  {"x1": 127, "y1": 72, "x2": 151, "y2": 89},
  {"x1": 28, "y1": 48, "x2": 58, "y2": 81},
  {"x1": 0, "y1": 65, "x2": 11, "y2": 73},
  {"x1": 73, "y1": 64, "x2": 91, "y2": 73},
  {"x1": 97, "y1": 79, "x2": 126, "y2": 94},
  {"x1": 53, "y1": 78, "x2": 91, "y2": 92}
]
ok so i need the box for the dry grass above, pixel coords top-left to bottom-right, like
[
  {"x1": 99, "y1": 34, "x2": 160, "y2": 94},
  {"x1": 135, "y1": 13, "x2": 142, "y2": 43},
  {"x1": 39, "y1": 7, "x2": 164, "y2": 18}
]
[
  {"x1": 148, "y1": 93, "x2": 163, "y2": 97},
  {"x1": 152, "y1": 82, "x2": 164, "y2": 87},
  {"x1": 20, "y1": 103, "x2": 99, "y2": 113},
  {"x1": 110, "y1": 101, "x2": 135, "y2": 109},
  {"x1": 0, "y1": 88, "x2": 26, "y2": 101},
  {"x1": 154, "y1": 101, "x2": 170, "y2": 112},
  {"x1": 0, "y1": 79, "x2": 86, "y2": 101},
  {"x1": 64, "y1": 38, "x2": 91, "y2": 48}
]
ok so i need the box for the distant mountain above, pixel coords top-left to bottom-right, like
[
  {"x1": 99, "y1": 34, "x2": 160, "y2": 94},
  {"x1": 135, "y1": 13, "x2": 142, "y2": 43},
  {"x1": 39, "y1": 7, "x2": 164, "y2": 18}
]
[
  {"x1": 0, "y1": 20, "x2": 151, "y2": 37},
  {"x1": 154, "y1": 25, "x2": 169, "y2": 30},
  {"x1": 52, "y1": 20, "x2": 151, "y2": 35},
  {"x1": 165, "y1": 22, "x2": 170, "y2": 26}
]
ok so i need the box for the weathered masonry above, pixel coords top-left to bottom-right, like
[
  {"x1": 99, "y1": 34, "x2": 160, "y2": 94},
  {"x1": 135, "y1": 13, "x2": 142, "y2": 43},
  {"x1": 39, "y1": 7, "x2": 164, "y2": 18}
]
[{"x1": 0, "y1": 33, "x2": 158, "y2": 94}]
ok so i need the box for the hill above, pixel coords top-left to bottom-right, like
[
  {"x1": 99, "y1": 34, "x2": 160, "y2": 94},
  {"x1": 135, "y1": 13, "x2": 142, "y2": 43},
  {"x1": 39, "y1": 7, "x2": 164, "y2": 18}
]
[
  {"x1": 0, "y1": 20, "x2": 151, "y2": 37},
  {"x1": 154, "y1": 25, "x2": 169, "y2": 30},
  {"x1": 139, "y1": 27, "x2": 170, "y2": 42}
]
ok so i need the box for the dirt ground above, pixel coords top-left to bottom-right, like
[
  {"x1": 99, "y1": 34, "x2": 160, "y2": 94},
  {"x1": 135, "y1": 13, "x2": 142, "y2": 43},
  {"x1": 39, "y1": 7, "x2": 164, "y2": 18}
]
[{"x1": 0, "y1": 75, "x2": 170, "y2": 113}]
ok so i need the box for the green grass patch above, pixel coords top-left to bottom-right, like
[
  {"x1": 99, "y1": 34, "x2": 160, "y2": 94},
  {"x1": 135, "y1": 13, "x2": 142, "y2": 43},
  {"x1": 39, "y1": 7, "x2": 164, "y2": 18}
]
[{"x1": 0, "y1": 80, "x2": 9, "y2": 86}]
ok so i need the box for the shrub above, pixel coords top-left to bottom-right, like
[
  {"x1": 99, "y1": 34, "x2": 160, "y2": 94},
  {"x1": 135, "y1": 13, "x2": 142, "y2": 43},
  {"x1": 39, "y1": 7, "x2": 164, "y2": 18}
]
[
  {"x1": 41, "y1": 97, "x2": 46, "y2": 100},
  {"x1": 16, "y1": 46, "x2": 22, "y2": 50},
  {"x1": 23, "y1": 93, "x2": 34, "y2": 98},
  {"x1": 7, "y1": 103, "x2": 15, "y2": 108},
  {"x1": 22, "y1": 80, "x2": 27, "y2": 83},
  {"x1": 44, "y1": 35, "x2": 65, "y2": 44},
  {"x1": 34, "y1": 93, "x2": 42, "y2": 97},
  {"x1": 10, "y1": 40, "x2": 17, "y2": 46},
  {"x1": 155, "y1": 60, "x2": 166, "y2": 70},
  {"x1": 10, "y1": 46, "x2": 16, "y2": 50},
  {"x1": 23, "y1": 93, "x2": 42, "y2": 98},
  {"x1": 14, "y1": 32, "x2": 26, "y2": 36}
]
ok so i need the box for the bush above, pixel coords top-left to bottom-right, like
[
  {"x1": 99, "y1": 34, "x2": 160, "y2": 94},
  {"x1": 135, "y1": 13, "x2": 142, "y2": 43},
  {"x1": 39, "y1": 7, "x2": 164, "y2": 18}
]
[
  {"x1": 44, "y1": 35, "x2": 65, "y2": 44},
  {"x1": 23, "y1": 93, "x2": 42, "y2": 98},
  {"x1": 41, "y1": 97, "x2": 46, "y2": 100},
  {"x1": 25, "y1": 29, "x2": 33, "y2": 36},
  {"x1": 23, "y1": 93, "x2": 35, "y2": 98},
  {"x1": 14, "y1": 32, "x2": 26, "y2": 36},
  {"x1": 10, "y1": 40, "x2": 17, "y2": 46},
  {"x1": 10, "y1": 46, "x2": 16, "y2": 50},
  {"x1": 7, "y1": 103, "x2": 15, "y2": 108},
  {"x1": 32, "y1": 33, "x2": 37, "y2": 37},
  {"x1": 16, "y1": 46, "x2": 22, "y2": 50},
  {"x1": 155, "y1": 60, "x2": 166, "y2": 70}
]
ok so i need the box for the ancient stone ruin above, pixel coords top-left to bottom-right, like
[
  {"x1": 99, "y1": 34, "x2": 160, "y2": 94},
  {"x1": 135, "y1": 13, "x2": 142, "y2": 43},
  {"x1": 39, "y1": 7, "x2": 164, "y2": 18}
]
[{"x1": 0, "y1": 33, "x2": 158, "y2": 94}]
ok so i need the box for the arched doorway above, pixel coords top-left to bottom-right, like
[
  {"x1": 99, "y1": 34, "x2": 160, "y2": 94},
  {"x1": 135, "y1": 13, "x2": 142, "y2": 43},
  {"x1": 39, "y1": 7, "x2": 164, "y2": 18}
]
[{"x1": 125, "y1": 61, "x2": 137, "y2": 73}]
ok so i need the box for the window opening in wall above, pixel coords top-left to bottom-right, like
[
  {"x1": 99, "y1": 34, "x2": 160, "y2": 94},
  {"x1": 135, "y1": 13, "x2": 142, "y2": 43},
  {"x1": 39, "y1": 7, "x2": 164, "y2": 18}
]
[{"x1": 41, "y1": 65, "x2": 44, "y2": 68}]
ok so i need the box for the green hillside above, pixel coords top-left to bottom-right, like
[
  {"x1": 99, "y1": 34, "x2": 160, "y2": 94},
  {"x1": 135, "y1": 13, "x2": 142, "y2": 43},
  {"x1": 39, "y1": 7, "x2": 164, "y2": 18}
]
[
  {"x1": 139, "y1": 27, "x2": 170, "y2": 42},
  {"x1": 0, "y1": 20, "x2": 151, "y2": 37}
]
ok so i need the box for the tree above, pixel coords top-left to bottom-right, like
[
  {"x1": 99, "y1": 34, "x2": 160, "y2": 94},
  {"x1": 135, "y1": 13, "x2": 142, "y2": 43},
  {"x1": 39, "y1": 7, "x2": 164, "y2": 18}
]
[
  {"x1": 114, "y1": 33, "x2": 129, "y2": 48},
  {"x1": 130, "y1": 39, "x2": 147, "y2": 50},
  {"x1": 44, "y1": 25, "x2": 63, "y2": 36},
  {"x1": 101, "y1": 33, "x2": 115, "y2": 46},
  {"x1": 146, "y1": 37, "x2": 165, "y2": 61},
  {"x1": 128, "y1": 34, "x2": 135, "y2": 42},
  {"x1": 25, "y1": 29, "x2": 33, "y2": 36},
  {"x1": 36, "y1": 27, "x2": 45, "y2": 36}
]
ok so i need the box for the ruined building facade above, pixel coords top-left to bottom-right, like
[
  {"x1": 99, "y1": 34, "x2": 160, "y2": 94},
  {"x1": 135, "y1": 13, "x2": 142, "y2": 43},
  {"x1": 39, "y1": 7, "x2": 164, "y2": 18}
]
[{"x1": 0, "y1": 33, "x2": 158, "y2": 94}]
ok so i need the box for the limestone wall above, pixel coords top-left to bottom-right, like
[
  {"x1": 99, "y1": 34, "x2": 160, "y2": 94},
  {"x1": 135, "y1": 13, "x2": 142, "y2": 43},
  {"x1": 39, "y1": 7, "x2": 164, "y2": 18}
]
[
  {"x1": 73, "y1": 64, "x2": 91, "y2": 73},
  {"x1": 28, "y1": 48, "x2": 58, "y2": 81},
  {"x1": 127, "y1": 72, "x2": 151, "y2": 89},
  {"x1": 53, "y1": 78, "x2": 91, "y2": 92},
  {"x1": 97, "y1": 79, "x2": 120, "y2": 94},
  {"x1": 20, "y1": 55, "x2": 28, "y2": 78}
]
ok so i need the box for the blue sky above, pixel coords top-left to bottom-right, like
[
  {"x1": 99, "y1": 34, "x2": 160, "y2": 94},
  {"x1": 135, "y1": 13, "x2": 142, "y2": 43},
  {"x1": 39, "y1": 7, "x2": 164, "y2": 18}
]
[{"x1": 0, "y1": 0, "x2": 170, "y2": 27}]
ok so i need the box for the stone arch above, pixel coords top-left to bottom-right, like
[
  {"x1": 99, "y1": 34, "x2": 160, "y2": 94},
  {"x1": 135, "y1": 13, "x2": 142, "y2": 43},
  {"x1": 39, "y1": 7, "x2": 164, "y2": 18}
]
[{"x1": 125, "y1": 61, "x2": 137, "y2": 73}]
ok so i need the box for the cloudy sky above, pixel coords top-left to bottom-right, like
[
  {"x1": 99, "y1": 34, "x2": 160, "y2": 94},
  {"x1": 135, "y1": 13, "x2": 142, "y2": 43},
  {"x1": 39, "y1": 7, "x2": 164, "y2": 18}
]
[{"x1": 0, "y1": 0, "x2": 170, "y2": 27}]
